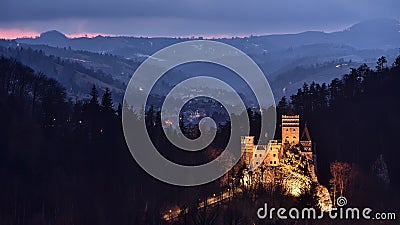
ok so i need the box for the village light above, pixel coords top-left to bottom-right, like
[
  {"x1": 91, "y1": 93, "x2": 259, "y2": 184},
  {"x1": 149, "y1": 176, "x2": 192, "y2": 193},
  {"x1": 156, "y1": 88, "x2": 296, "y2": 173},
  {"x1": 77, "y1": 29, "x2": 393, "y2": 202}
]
[{"x1": 164, "y1": 120, "x2": 173, "y2": 126}]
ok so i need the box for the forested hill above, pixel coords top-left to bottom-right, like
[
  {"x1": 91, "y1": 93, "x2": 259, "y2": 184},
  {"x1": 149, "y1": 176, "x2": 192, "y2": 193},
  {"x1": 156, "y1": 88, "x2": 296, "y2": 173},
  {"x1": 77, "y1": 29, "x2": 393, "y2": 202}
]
[
  {"x1": 0, "y1": 56, "x2": 230, "y2": 224},
  {"x1": 1, "y1": 52, "x2": 400, "y2": 223},
  {"x1": 4, "y1": 19, "x2": 399, "y2": 102},
  {"x1": 0, "y1": 46, "x2": 126, "y2": 100},
  {"x1": 0, "y1": 57, "x2": 142, "y2": 225},
  {"x1": 277, "y1": 55, "x2": 400, "y2": 187}
]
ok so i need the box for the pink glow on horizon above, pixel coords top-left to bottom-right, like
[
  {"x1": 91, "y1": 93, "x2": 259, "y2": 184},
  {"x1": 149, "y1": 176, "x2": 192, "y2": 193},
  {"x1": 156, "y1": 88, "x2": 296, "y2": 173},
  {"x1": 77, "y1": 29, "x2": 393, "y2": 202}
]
[
  {"x1": 0, "y1": 29, "x2": 40, "y2": 39},
  {"x1": 0, "y1": 28, "x2": 252, "y2": 40},
  {"x1": 0, "y1": 28, "x2": 117, "y2": 39}
]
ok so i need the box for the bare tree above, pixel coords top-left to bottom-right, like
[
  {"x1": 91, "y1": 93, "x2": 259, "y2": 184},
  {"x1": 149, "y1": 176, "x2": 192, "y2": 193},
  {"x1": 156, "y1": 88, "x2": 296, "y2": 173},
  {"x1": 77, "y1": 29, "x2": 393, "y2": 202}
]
[{"x1": 329, "y1": 161, "x2": 351, "y2": 205}]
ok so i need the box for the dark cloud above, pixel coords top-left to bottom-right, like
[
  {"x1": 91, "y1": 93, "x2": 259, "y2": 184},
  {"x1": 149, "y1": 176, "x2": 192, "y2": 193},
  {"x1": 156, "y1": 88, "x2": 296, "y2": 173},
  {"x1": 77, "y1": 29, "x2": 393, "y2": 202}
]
[{"x1": 1, "y1": 0, "x2": 399, "y2": 36}]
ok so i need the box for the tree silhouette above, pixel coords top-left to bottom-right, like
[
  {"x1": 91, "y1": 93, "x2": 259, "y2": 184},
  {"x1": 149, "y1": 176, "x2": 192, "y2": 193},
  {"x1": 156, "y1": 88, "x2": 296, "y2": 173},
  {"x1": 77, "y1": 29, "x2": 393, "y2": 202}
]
[
  {"x1": 89, "y1": 84, "x2": 99, "y2": 105},
  {"x1": 277, "y1": 96, "x2": 289, "y2": 113},
  {"x1": 393, "y1": 55, "x2": 400, "y2": 68},
  {"x1": 376, "y1": 56, "x2": 387, "y2": 72},
  {"x1": 329, "y1": 161, "x2": 351, "y2": 205},
  {"x1": 1, "y1": 53, "x2": 400, "y2": 224},
  {"x1": 101, "y1": 87, "x2": 114, "y2": 111}
]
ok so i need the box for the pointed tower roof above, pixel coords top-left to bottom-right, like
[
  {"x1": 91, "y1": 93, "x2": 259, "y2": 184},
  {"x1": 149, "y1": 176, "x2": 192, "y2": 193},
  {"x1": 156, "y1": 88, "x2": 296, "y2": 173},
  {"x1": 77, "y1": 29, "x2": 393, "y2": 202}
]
[{"x1": 301, "y1": 123, "x2": 311, "y2": 141}]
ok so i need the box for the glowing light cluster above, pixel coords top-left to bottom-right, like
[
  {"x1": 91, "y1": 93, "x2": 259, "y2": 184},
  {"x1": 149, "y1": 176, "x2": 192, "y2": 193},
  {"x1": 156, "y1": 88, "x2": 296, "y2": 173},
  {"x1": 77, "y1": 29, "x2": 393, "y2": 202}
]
[{"x1": 282, "y1": 172, "x2": 312, "y2": 197}]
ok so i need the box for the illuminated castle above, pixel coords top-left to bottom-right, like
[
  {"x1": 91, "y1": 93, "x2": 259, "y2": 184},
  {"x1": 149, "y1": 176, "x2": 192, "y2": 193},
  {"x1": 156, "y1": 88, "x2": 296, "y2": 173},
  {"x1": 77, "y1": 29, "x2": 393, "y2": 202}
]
[{"x1": 240, "y1": 114, "x2": 317, "y2": 182}]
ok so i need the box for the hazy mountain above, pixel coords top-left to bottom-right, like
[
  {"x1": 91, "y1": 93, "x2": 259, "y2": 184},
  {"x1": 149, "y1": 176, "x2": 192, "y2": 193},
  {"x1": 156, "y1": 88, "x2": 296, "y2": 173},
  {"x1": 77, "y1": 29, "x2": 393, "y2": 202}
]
[
  {"x1": 16, "y1": 18, "x2": 400, "y2": 54},
  {"x1": 37, "y1": 30, "x2": 69, "y2": 46},
  {"x1": 8, "y1": 18, "x2": 400, "y2": 102}
]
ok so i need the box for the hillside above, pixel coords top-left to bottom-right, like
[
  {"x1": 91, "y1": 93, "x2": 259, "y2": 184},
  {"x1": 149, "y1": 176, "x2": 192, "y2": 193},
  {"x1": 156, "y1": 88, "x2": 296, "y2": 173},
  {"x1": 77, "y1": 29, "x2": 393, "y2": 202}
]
[
  {"x1": 0, "y1": 44, "x2": 127, "y2": 100},
  {"x1": 2, "y1": 18, "x2": 399, "y2": 102}
]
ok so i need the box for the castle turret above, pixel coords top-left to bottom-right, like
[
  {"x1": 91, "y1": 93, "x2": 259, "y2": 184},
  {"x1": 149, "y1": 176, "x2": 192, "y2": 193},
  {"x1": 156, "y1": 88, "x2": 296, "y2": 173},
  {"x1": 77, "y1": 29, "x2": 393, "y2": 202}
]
[
  {"x1": 299, "y1": 123, "x2": 318, "y2": 182},
  {"x1": 300, "y1": 123, "x2": 312, "y2": 152}
]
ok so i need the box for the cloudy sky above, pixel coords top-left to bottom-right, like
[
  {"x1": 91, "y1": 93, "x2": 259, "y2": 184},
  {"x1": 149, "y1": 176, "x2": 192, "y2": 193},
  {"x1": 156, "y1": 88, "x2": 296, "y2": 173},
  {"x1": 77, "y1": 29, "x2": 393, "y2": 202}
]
[{"x1": 1, "y1": 0, "x2": 399, "y2": 39}]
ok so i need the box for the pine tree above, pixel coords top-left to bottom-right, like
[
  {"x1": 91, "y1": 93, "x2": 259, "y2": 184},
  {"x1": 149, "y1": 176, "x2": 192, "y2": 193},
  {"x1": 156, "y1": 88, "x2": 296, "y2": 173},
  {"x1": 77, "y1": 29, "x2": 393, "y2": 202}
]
[
  {"x1": 277, "y1": 96, "x2": 288, "y2": 113},
  {"x1": 89, "y1": 85, "x2": 99, "y2": 105},
  {"x1": 392, "y1": 55, "x2": 400, "y2": 68},
  {"x1": 376, "y1": 56, "x2": 387, "y2": 72},
  {"x1": 101, "y1": 88, "x2": 114, "y2": 111}
]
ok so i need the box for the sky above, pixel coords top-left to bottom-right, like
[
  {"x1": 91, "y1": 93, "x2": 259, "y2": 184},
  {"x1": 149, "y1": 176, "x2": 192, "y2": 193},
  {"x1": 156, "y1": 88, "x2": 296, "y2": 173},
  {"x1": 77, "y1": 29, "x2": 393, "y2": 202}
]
[{"x1": 1, "y1": 0, "x2": 399, "y2": 39}]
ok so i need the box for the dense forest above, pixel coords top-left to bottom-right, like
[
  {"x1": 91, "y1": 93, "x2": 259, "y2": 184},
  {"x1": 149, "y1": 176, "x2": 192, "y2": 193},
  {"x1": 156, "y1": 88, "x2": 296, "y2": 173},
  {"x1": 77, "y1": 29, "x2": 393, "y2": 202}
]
[
  {"x1": 0, "y1": 57, "x2": 228, "y2": 225},
  {"x1": 0, "y1": 54, "x2": 399, "y2": 224},
  {"x1": 277, "y1": 55, "x2": 400, "y2": 187}
]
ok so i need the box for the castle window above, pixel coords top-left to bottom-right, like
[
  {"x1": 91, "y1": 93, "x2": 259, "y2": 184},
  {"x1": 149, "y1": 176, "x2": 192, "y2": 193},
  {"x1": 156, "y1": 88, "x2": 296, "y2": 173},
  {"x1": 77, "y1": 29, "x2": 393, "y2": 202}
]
[
  {"x1": 286, "y1": 136, "x2": 289, "y2": 139},
  {"x1": 286, "y1": 129, "x2": 289, "y2": 131},
  {"x1": 293, "y1": 136, "x2": 296, "y2": 139},
  {"x1": 274, "y1": 161, "x2": 277, "y2": 164},
  {"x1": 293, "y1": 129, "x2": 296, "y2": 131},
  {"x1": 256, "y1": 162, "x2": 259, "y2": 165},
  {"x1": 270, "y1": 161, "x2": 273, "y2": 164},
  {"x1": 273, "y1": 154, "x2": 276, "y2": 157},
  {"x1": 254, "y1": 154, "x2": 257, "y2": 157}
]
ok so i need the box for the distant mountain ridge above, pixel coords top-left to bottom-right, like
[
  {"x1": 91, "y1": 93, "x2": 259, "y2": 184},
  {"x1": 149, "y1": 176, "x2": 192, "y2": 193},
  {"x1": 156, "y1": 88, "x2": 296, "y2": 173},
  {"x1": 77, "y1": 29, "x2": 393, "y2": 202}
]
[
  {"x1": 16, "y1": 18, "x2": 400, "y2": 54},
  {"x1": 3, "y1": 18, "x2": 399, "y2": 102}
]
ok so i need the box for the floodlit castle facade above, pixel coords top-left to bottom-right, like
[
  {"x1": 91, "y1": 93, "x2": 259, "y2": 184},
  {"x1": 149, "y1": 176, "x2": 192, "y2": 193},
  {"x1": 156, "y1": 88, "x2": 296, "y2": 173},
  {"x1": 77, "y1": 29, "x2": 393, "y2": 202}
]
[
  {"x1": 241, "y1": 114, "x2": 317, "y2": 181},
  {"x1": 239, "y1": 114, "x2": 332, "y2": 211}
]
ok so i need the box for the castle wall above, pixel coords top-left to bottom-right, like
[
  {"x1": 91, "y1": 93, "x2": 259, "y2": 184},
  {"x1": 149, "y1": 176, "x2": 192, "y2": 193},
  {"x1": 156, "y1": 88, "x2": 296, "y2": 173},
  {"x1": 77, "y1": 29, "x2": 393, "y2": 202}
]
[
  {"x1": 250, "y1": 145, "x2": 266, "y2": 169},
  {"x1": 265, "y1": 140, "x2": 281, "y2": 167}
]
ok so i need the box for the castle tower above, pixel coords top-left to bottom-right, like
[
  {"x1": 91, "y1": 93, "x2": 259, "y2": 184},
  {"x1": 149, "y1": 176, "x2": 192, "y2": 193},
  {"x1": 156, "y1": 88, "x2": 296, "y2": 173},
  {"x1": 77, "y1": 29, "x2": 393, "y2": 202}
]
[
  {"x1": 241, "y1": 136, "x2": 255, "y2": 167},
  {"x1": 282, "y1": 115, "x2": 300, "y2": 144}
]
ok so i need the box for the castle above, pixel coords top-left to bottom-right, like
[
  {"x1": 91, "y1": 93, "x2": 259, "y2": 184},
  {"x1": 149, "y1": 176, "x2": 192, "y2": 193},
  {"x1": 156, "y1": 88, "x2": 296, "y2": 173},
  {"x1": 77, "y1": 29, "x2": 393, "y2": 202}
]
[
  {"x1": 241, "y1": 114, "x2": 318, "y2": 182},
  {"x1": 239, "y1": 114, "x2": 333, "y2": 211}
]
